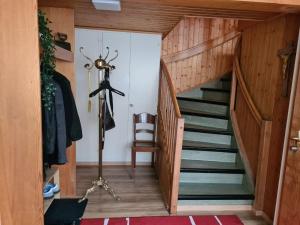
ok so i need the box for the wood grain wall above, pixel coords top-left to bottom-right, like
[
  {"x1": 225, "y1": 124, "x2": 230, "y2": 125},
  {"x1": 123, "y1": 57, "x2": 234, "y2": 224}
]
[
  {"x1": 238, "y1": 14, "x2": 300, "y2": 219},
  {"x1": 0, "y1": 0, "x2": 44, "y2": 224},
  {"x1": 39, "y1": 7, "x2": 77, "y2": 197},
  {"x1": 162, "y1": 17, "x2": 239, "y2": 93}
]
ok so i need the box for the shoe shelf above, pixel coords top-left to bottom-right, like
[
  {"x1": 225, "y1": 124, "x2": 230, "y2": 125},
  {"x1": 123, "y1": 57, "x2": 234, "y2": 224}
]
[{"x1": 44, "y1": 167, "x2": 60, "y2": 214}]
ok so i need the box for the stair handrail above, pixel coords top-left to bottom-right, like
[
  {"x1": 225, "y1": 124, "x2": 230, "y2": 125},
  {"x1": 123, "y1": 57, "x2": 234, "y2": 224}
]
[
  {"x1": 233, "y1": 37, "x2": 263, "y2": 125},
  {"x1": 163, "y1": 31, "x2": 241, "y2": 64},
  {"x1": 161, "y1": 59, "x2": 181, "y2": 118}
]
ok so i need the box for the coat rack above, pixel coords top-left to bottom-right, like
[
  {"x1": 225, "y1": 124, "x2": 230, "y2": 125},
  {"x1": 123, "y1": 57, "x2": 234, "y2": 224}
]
[{"x1": 78, "y1": 46, "x2": 124, "y2": 202}]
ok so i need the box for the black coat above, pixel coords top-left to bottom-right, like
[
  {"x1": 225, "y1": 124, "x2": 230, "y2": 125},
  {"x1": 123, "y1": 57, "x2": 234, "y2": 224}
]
[
  {"x1": 43, "y1": 71, "x2": 82, "y2": 165},
  {"x1": 53, "y1": 71, "x2": 82, "y2": 147}
]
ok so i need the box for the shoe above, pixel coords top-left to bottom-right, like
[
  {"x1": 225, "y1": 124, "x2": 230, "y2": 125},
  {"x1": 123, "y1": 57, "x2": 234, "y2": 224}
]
[
  {"x1": 43, "y1": 184, "x2": 54, "y2": 199},
  {"x1": 48, "y1": 183, "x2": 60, "y2": 194}
]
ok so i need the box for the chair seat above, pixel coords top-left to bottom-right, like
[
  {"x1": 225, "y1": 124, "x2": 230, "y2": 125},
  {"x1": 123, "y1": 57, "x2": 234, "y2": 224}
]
[{"x1": 132, "y1": 141, "x2": 160, "y2": 152}]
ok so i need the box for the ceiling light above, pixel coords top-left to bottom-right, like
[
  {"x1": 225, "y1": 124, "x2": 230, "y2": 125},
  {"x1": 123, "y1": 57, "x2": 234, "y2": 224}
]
[{"x1": 92, "y1": 0, "x2": 121, "y2": 11}]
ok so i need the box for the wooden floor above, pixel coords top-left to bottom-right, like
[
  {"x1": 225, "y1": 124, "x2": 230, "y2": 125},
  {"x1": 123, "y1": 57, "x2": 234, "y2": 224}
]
[{"x1": 76, "y1": 166, "x2": 269, "y2": 224}]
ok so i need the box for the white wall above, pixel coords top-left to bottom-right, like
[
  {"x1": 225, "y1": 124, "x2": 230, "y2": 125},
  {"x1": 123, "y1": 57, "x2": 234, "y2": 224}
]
[{"x1": 75, "y1": 28, "x2": 161, "y2": 164}]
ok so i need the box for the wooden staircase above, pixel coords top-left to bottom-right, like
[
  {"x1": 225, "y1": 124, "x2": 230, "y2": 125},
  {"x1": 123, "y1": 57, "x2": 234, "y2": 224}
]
[{"x1": 176, "y1": 75, "x2": 254, "y2": 209}]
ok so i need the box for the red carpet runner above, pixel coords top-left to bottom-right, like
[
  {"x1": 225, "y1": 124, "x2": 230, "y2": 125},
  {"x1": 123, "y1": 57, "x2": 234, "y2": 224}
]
[{"x1": 81, "y1": 215, "x2": 243, "y2": 225}]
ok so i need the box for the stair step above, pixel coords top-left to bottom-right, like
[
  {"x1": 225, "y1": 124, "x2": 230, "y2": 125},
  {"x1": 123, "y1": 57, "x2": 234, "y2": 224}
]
[
  {"x1": 179, "y1": 183, "x2": 254, "y2": 201},
  {"x1": 183, "y1": 141, "x2": 238, "y2": 153},
  {"x1": 184, "y1": 124, "x2": 233, "y2": 135},
  {"x1": 183, "y1": 115, "x2": 229, "y2": 130},
  {"x1": 180, "y1": 172, "x2": 244, "y2": 184},
  {"x1": 201, "y1": 87, "x2": 231, "y2": 93},
  {"x1": 181, "y1": 108, "x2": 229, "y2": 120},
  {"x1": 182, "y1": 150, "x2": 236, "y2": 163},
  {"x1": 180, "y1": 160, "x2": 244, "y2": 174},
  {"x1": 220, "y1": 77, "x2": 232, "y2": 82},
  {"x1": 177, "y1": 96, "x2": 229, "y2": 106}
]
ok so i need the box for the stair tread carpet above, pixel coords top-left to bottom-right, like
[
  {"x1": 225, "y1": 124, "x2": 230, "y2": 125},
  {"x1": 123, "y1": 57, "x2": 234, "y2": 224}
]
[
  {"x1": 184, "y1": 123, "x2": 233, "y2": 135},
  {"x1": 180, "y1": 107, "x2": 229, "y2": 119},
  {"x1": 179, "y1": 183, "x2": 254, "y2": 199},
  {"x1": 181, "y1": 159, "x2": 244, "y2": 174},
  {"x1": 183, "y1": 140, "x2": 238, "y2": 153}
]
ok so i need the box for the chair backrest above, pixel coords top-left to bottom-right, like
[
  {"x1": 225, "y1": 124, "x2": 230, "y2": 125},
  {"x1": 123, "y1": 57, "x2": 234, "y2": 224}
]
[{"x1": 133, "y1": 113, "x2": 157, "y2": 142}]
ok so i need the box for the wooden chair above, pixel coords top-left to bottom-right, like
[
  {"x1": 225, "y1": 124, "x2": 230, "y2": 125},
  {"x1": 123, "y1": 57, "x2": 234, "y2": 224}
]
[{"x1": 131, "y1": 113, "x2": 159, "y2": 177}]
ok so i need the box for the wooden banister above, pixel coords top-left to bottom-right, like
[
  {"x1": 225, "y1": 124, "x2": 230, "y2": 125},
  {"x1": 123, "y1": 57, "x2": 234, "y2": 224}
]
[
  {"x1": 156, "y1": 59, "x2": 184, "y2": 214},
  {"x1": 161, "y1": 60, "x2": 181, "y2": 117},
  {"x1": 163, "y1": 31, "x2": 241, "y2": 64},
  {"x1": 231, "y1": 36, "x2": 273, "y2": 212},
  {"x1": 233, "y1": 52, "x2": 263, "y2": 125}
]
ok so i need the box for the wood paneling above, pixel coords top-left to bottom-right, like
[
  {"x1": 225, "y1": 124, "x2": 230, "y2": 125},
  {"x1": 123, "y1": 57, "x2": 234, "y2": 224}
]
[
  {"x1": 39, "y1": 7, "x2": 77, "y2": 197},
  {"x1": 231, "y1": 47, "x2": 273, "y2": 220},
  {"x1": 235, "y1": 14, "x2": 300, "y2": 219},
  {"x1": 37, "y1": 0, "x2": 300, "y2": 34},
  {"x1": 0, "y1": 0, "x2": 44, "y2": 224},
  {"x1": 156, "y1": 61, "x2": 184, "y2": 213},
  {"x1": 162, "y1": 17, "x2": 239, "y2": 93}
]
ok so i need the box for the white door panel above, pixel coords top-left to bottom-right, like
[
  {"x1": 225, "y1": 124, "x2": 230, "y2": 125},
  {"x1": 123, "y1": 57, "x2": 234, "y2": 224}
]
[
  {"x1": 102, "y1": 31, "x2": 131, "y2": 162},
  {"x1": 75, "y1": 29, "x2": 161, "y2": 164},
  {"x1": 75, "y1": 28, "x2": 102, "y2": 163},
  {"x1": 128, "y1": 33, "x2": 162, "y2": 163}
]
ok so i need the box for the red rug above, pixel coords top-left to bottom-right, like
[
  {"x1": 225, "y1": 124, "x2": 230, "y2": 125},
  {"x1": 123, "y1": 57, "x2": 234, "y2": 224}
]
[{"x1": 81, "y1": 215, "x2": 243, "y2": 225}]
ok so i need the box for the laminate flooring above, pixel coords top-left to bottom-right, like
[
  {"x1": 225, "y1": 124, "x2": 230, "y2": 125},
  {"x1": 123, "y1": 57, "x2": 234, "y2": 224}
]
[{"x1": 76, "y1": 166, "x2": 270, "y2": 224}]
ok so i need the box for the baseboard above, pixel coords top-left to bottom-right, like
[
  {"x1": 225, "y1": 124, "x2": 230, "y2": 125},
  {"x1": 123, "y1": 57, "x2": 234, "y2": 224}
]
[
  {"x1": 177, "y1": 205, "x2": 253, "y2": 213},
  {"x1": 76, "y1": 161, "x2": 152, "y2": 167},
  {"x1": 254, "y1": 210, "x2": 273, "y2": 225}
]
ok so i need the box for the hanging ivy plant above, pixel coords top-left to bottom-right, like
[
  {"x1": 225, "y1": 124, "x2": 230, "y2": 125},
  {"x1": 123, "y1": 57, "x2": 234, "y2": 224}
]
[{"x1": 38, "y1": 10, "x2": 56, "y2": 111}]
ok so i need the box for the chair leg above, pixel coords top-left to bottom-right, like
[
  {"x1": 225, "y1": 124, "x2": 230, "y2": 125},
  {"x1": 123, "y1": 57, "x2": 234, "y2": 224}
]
[
  {"x1": 131, "y1": 149, "x2": 136, "y2": 178},
  {"x1": 151, "y1": 152, "x2": 155, "y2": 168}
]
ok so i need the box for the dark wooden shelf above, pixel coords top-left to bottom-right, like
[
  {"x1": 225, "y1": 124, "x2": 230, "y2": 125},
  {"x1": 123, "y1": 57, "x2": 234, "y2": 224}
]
[{"x1": 54, "y1": 45, "x2": 74, "y2": 62}]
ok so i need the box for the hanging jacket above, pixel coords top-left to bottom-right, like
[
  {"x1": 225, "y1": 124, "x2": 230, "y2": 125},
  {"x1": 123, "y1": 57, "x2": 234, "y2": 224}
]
[
  {"x1": 43, "y1": 81, "x2": 67, "y2": 164},
  {"x1": 53, "y1": 71, "x2": 83, "y2": 147}
]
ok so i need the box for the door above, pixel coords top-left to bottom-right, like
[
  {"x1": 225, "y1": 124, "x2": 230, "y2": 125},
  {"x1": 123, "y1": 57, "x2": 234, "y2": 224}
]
[
  {"x1": 275, "y1": 29, "x2": 300, "y2": 225},
  {"x1": 75, "y1": 29, "x2": 161, "y2": 165}
]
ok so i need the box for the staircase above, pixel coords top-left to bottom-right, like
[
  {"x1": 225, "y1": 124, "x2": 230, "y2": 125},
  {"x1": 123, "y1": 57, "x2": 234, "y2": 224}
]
[{"x1": 177, "y1": 75, "x2": 254, "y2": 209}]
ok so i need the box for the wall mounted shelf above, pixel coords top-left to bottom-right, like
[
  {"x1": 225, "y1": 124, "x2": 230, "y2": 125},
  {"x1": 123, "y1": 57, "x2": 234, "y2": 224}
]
[{"x1": 54, "y1": 45, "x2": 74, "y2": 62}]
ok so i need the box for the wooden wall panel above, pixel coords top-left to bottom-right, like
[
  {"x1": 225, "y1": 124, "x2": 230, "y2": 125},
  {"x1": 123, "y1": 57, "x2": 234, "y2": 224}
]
[
  {"x1": 39, "y1": 7, "x2": 77, "y2": 197},
  {"x1": 162, "y1": 17, "x2": 239, "y2": 93},
  {"x1": 237, "y1": 14, "x2": 300, "y2": 219},
  {"x1": 235, "y1": 86, "x2": 261, "y2": 178},
  {"x1": 240, "y1": 17, "x2": 285, "y2": 119},
  {"x1": 0, "y1": 0, "x2": 44, "y2": 224}
]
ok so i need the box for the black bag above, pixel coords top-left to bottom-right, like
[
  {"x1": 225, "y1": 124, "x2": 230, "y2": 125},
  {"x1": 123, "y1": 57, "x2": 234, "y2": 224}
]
[{"x1": 102, "y1": 100, "x2": 115, "y2": 131}]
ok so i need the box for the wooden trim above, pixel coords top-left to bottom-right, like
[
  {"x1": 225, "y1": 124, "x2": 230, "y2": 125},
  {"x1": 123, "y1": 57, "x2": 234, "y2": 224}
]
[
  {"x1": 163, "y1": 31, "x2": 241, "y2": 63},
  {"x1": 230, "y1": 110, "x2": 255, "y2": 186},
  {"x1": 161, "y1": 59, "x2": 182, "y2": 117},
  {"x1": 274, "y1": 28, "x2": 300, "y2": 225},
  {"x1": 76, "y1": 162, "x2": 152, "y2": 166},
  {"x1": 254, "y1": 121, "x2": 272, "y2": 211},
  {"x1": 230, "y1": 67, "x2": 238, "y2": 111},
  {"x1": 254, "y1": 210, "x2": 273, "y2": 225},
  {"x1": 55, "y1": 45, "x2": 74, "y2": 62},
  {"x1": 233, "y1": 54, "x2": 263, "y2": 125},
  {"x1": 170, "y1": 118, "x2": 184, "y2": 214},
  {"x1": 177, "y1": 204, "x2": 253, "y2": 212}
]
